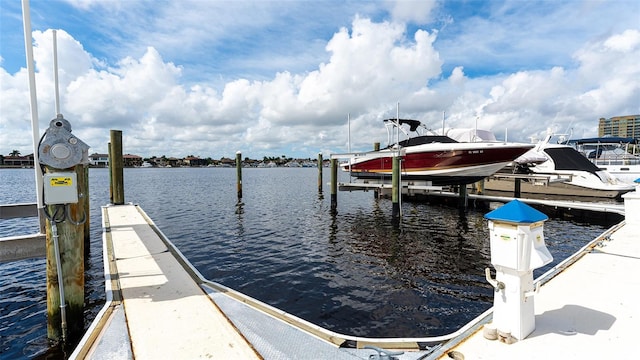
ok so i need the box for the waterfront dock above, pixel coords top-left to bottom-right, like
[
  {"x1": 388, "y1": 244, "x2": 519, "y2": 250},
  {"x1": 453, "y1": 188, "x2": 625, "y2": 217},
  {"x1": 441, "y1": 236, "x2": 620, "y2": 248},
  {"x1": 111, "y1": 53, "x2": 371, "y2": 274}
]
[
  {"x1": 76, "y1": 204, "x2": 260, "y2": 359},
  {"x1": 72, "y1": 193, "x2": 638, "y2": 359},
  {"x1": 432, "y1": 219, "x2": 639, "y2": 359}
]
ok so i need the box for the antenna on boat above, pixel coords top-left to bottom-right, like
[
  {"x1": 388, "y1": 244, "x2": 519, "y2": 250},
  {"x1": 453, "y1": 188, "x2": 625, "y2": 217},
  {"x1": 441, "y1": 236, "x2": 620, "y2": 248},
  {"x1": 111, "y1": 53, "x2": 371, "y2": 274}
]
[
  {"x1": 396, "y1": 102, "x2": 400, "y2": 146},
  {"x1": 442, "y1": 111, "x2": 446, "y2": 135},
  {"x1": 347, "y1": 113, "x2": 351, "y2": 153}
]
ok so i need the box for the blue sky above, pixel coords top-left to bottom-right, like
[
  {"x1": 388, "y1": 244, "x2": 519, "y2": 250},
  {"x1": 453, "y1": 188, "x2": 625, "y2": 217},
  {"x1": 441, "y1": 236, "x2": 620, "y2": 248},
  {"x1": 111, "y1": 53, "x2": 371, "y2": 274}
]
[{"x1": 1, "y1": 0, "x2": 639, "y2": 159}]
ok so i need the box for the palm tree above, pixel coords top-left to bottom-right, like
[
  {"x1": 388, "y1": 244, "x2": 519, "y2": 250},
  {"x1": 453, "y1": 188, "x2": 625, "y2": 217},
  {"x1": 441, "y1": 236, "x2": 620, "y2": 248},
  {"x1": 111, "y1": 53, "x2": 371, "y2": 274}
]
[{"x1": 9, "y1": 150, "x2": 21, "y2": 157}]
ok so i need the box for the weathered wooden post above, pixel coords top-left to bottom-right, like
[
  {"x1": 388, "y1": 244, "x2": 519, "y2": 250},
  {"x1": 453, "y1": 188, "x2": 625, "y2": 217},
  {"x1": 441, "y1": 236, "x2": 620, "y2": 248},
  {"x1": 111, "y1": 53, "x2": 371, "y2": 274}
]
[
  {"x1": 107, "y1": 143, "x2": 112, "y2": 203},
  {"x1": 331, "y1": 159, "x2": 338, "y2": 212},
  {"x1": 79, "y1": 163, "x2": 90, "y2": 257},
  {"x1": 109, "y1": 130, "x2": 124, "y2": 205},
  {"x1": 514, "y1": 178, "x2": 522, "y2": 198},
  {"x1": 236, "y1": 151, "x2": 243, "y2": 200},
  {"x1": 459, "y1": 184, "x2": 468, "y2": 209},
  {"x1": 317, "y1": 153, "x2": 323, "y2": 193},
  {"x1": 374, "y1": 142, "x2": 380, "y2": 199},
  {"x1": 38, "y1": 116, "x2": 89, "y2": 342},
  {"x1": 392, "y1": 155, "x2": 401, "y2": 220}
]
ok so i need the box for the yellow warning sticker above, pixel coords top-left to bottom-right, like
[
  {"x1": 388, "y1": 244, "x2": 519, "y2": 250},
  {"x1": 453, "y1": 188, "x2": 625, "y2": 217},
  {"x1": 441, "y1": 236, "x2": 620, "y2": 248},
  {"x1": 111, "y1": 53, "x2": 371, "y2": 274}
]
[{"x1": 49, "y1": 177, "x2": 73, "y2": 187}]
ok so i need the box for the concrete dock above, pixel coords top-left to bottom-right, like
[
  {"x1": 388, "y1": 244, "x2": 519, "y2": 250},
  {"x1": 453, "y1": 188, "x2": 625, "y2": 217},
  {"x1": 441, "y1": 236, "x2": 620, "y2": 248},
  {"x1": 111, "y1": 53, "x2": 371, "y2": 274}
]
[
  {"x1": 72, "y1": 191, "x2": 639, "y2": 359},
  {"x1": 432, "y1": 221, "x2": 639, "y2": 359},
  {"x1": 79, "y1": 204, "x2": 260, "y2": 359}
]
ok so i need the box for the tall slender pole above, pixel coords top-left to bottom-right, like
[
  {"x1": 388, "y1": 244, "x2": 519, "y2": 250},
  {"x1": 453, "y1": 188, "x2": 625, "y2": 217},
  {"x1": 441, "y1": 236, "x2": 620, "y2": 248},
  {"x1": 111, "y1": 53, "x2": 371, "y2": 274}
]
[
  {"x1": 52, "y1": 30, "x2": 60, "y2": 116},
  {"x1": 317, "y1": 153, "x2": 323, "y2": 193},
  {"x1": 330, "y1": 159, "x2": 338, "y2": 212},
  {"x1": 392, "y1": 155, "x2": 400, "y2": 221},
  {"x1": 347, "y1": 113, "x2": 351, "y2": 153},
  {"x1": 236, "y1": 151, "x2": 242, "y2": 200},
  {"x1": 110, "y1": 130, "x2": 124, "y2": 205},
  {"x1": 22, "y1": 0, "x2": 45, "y2": 233},
  {"x1": 442, "y1": 111, "x2": 446, "y2": 135}
]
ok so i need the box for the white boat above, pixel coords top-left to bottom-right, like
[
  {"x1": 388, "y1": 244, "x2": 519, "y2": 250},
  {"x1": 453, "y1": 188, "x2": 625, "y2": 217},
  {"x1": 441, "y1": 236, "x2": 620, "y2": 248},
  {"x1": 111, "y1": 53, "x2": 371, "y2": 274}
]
[
  {"x1": 484, "y1": 132, "x2": 635, "y2": 199},
  {"x1": 340, "y1": 119, "x2": 534, "y2": 186},
  {"x1": 566, "y1": 137, "x2": 640, "y2": 184}
]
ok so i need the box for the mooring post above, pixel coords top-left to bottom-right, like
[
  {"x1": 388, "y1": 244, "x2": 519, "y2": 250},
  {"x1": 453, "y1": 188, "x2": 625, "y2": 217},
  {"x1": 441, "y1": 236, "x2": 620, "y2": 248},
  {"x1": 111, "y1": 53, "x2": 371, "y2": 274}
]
[
  {"x1": 79, "y1": 163, "x2": 90, "y2": 256},
  {"x1": 514, "y1": 178, "x2": 522, "y2": 198},
  {"x1": 38, "y1": 116, "x2": 89, "y2": 342},
  {"x1": 459, "y1": 184, "x2": 468, "y2": 209},
  {"x1": 236, "y1": 151, "x2": 243, "y2": 200},
  {"x1": 107, "y1": 143, "x2": 113, "y2": 203},
  {"x1": 44, "y1": 164, "x2": 86, "y2": 341},
  {"x1": 374, "y1": 142, "x2": 381, "y2": 199},
  {"x1": 331, "y1": 159, "x2": 338, "y2": 211},
  {"x1": 109, "y1": 130, "x2": 124, "y2": 205},
  {"x1": 317, "y1": 153, "x2": 323, "y2": 193},
  {"x1": 392, "y1": 155, "x2": 400, "y2": 219}
]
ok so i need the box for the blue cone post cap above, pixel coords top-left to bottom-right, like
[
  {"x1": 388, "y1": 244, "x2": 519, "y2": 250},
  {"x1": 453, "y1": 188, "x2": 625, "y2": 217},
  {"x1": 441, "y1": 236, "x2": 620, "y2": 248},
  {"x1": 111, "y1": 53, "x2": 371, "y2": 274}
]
[
  {"x1": 484, "y1": 199, "x2": 548, "y2": 223},
  {"x1": 634, "y1": 178, "x2": 640, "y2": 184}
]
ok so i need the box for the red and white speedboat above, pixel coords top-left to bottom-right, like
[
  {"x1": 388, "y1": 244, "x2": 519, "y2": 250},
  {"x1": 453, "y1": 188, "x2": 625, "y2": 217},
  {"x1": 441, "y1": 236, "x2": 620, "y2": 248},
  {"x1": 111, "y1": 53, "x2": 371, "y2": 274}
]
[{"x1": 342, "y1": 119, "x2": 534, "y2": 186}]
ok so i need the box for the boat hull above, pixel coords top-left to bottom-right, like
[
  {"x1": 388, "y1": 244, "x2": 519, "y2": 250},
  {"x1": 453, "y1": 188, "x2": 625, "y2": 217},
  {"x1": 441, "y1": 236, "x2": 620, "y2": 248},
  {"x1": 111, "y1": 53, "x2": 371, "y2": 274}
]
[
  {"x1": 482, "y1": 176, "x2": 630, "y2": 199},
  {"x1": 345, "y1": 144, "x2": 533, "y2": 185}
]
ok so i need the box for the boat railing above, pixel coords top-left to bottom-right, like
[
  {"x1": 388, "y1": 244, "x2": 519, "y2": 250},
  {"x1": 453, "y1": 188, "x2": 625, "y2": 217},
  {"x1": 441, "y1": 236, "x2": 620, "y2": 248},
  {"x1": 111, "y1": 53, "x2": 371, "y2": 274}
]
[{"x1": 0, "y1": 203, "x2": 45, "y2": 262}]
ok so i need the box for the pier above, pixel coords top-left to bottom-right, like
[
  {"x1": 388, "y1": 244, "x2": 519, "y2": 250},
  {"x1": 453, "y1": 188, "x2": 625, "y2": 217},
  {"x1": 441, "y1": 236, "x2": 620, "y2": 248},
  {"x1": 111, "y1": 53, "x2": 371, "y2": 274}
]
[
  {"x1": 72, "y1": 204, "x2": 260, "y2": 359},
  {"x1": 66, "y1": 188, "x2": 638, "y2": 359}
]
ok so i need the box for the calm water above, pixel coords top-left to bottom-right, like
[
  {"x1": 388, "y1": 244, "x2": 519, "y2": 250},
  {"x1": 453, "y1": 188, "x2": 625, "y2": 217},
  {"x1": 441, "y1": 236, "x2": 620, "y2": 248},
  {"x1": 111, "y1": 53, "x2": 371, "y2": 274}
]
[{"x1": 1, "y1": 167, "x2": 613, "y2": 359}]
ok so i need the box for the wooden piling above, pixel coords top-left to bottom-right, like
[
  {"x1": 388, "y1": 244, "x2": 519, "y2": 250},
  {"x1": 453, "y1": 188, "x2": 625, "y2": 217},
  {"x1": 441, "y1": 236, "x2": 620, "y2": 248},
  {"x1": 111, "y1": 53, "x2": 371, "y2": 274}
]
[
  {"x1": 78, "y1": 164, "x2": 90, "y2": 257},
  {"x1": 514, "y1": 178, "x2": 522, "y2": 198},
  {"x1": 317, "y1": 153, "x2": 323, "y2": 193},
  {"x1": 236, "y1": 151, "x2": 242, "y2": 200},
  {"x1": 330, "y1": 159, "x2": 338, "y2": 211},
  {"x1": 45, "y1": 165, "x2": 85, "y2": 341},
  {"x1": 392, "y1": 155, "x2": 400, "y2": 219},
  {"x1": 109, "y1": 130, "x2": 124, "y2": 205},
  {"x1": 458, "y1": 184, "x2": 468, "y2": 209},
  {"x1": 374, "y1": 142, "x2": 380, "y2": 198}
]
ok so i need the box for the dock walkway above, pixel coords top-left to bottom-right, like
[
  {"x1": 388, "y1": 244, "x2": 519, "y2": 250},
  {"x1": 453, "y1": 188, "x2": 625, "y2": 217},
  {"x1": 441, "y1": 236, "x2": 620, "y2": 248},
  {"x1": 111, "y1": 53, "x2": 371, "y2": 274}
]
[
  {"x1": 88, "y1": 204, "x2": 260, "y2": 359},
  {"x1": 432, "y1": 221, "x2": 640, "y2": 359}
]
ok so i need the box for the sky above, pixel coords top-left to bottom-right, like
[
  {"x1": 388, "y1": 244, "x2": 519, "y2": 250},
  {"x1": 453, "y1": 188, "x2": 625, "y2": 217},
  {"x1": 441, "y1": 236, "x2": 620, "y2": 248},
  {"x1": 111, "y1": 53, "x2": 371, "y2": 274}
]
[{"x1": 1, "y1": 0, "x2": 639, "y2": 160}]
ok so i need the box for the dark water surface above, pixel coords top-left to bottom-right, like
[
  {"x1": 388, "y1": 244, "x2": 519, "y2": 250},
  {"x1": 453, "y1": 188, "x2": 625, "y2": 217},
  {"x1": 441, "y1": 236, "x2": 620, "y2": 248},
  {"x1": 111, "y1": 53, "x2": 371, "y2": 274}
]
[{"x1": 1, "y1": 167, "x2": 612, "y2": 358}]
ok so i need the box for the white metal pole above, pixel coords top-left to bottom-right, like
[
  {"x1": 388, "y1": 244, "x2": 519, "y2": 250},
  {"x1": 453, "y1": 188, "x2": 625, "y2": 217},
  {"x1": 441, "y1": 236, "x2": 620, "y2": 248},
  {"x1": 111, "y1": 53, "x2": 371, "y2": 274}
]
[
  {"x1": 21, "y1": 0, "x2": 45, "y2": 231},
  {"x1": 347, "y1": 113, "x2": 351, "y2": 153},
  {"x1": 52, "y1": 29, "x2": 60, "y2": 116}
]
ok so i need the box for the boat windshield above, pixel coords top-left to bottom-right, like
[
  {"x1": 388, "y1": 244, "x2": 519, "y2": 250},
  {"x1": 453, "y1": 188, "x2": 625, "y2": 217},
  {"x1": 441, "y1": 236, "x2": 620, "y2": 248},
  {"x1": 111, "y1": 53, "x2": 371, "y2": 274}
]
[{"x1": 545, "y1": 147, "x2": 602, "y2": 174}]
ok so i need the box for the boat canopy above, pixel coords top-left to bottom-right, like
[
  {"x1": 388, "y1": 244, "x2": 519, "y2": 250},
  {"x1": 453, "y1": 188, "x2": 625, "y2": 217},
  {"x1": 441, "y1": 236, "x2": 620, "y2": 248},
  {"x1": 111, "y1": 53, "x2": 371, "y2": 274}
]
[
  {"x1": 567, "y1": 137, "x2": 638, "y2": 145},
  {"x1": 544, "y1": 147, "x2": 602, "y2": 174},
  {"x1": 383, "y1": 118, "x2": 422, "y2": 132}
]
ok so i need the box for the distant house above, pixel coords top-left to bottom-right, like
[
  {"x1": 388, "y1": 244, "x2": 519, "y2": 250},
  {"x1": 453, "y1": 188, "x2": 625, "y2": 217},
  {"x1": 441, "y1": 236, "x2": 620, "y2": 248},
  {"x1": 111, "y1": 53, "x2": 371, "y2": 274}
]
[
  {"x1": 219, "y1": 157, "x2": 235, "y2": 167},
  {"x1": 184, "y1": 156, "x2": 206, "y2": 167},
  {"x1": 123, "y1": 154, "x2": 143, "y2": 167},
  {"x1": 2, "y1": 154, "x2": 34, "y2": 167},
  {"x1": 89, "y1": 153, "x2": 109, "y2": 167}
]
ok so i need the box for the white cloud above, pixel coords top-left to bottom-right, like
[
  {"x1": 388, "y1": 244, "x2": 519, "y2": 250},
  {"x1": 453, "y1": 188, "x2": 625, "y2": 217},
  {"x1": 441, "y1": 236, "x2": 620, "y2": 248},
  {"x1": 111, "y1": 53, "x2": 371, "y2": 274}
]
[{"x1": 2, "y1": 4, "x2": 639, "y2": 160}]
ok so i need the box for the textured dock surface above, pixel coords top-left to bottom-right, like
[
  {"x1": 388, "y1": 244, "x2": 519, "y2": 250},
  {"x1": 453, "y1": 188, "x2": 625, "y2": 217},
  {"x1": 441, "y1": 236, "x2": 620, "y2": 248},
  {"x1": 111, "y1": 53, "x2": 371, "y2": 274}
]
[
  {"x1": 436, "y1": 221, "x2": 639, "y2": 359},
  {"x1": 102, "y1": 204, "x2": 260, "y2": 359}
]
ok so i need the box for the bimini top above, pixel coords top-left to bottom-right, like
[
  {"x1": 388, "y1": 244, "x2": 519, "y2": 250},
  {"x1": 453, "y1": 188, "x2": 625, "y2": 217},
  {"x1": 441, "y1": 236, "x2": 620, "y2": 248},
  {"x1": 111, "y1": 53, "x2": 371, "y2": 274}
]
[{"x1": 484, "y1": 199, "x2": 548, "y2": 223}]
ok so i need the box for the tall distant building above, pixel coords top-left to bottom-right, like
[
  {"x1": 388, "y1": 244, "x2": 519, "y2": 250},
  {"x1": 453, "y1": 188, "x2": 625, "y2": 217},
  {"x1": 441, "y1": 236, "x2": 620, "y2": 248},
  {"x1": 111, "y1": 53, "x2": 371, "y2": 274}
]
[{"x1": 598, "y1": 115, "x2": 640, "y2": 138}]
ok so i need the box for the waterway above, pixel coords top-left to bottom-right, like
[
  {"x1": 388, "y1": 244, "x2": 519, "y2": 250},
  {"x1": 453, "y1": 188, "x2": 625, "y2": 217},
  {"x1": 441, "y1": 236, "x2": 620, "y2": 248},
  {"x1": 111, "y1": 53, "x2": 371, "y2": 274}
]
[{"x1": 0, "y1": 167, "x2": 614, "y2": 359}]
